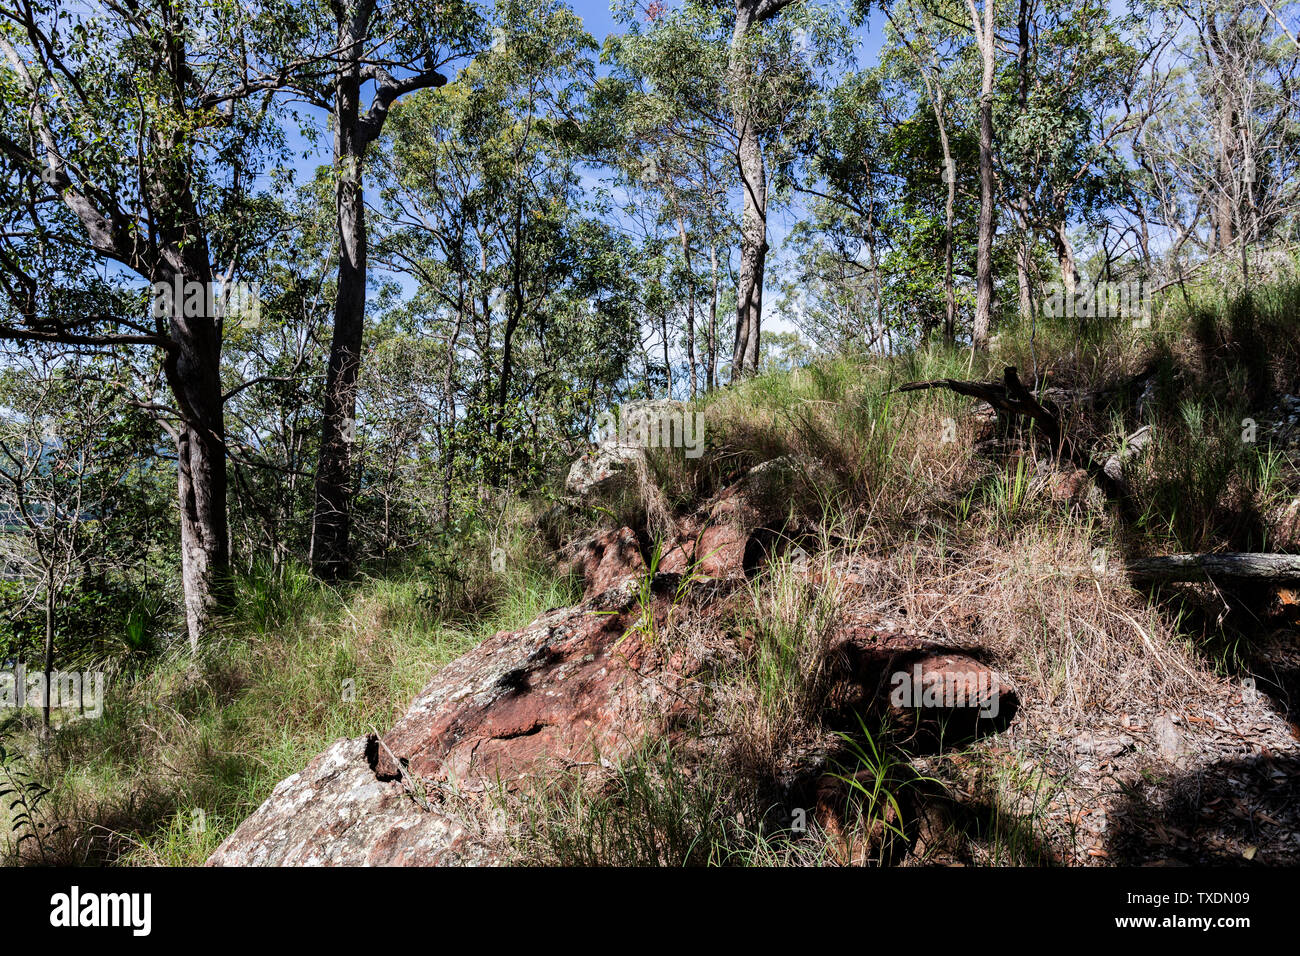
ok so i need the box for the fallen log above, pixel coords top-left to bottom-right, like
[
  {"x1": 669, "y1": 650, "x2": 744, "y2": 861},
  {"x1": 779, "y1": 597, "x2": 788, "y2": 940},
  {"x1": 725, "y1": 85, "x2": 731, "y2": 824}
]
[{"x1": 1127, "y1": 553, "x2": 1300, "y2": 584}]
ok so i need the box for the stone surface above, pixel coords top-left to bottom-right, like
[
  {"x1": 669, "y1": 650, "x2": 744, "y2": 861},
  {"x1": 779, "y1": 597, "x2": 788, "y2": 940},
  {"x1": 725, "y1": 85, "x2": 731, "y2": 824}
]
[
  {"x1": 565, "y1": 442, "x2": 644, "y2": 498},
  {"x1": 371, "y1": 583, "x2": 695, "y2": 788},
  {"x1": 825, "y1": 622, "x2": 1018, "y2": 744},
  {"x1": 563, "y1": 399, "x2": 694, "y2": 499},
  {"x1": 204, "y1": 737, "x2": 497, "y2": 867},
  {"x1": 208, "y1": 581, "x2": 700, "y2": 866},
  {"x1": 658, "y1": 455, "x2": 817, "y2": 579},
  {"x1": 569, "y1": 526, "x2": 646, "y2": 598},
  {"x1": 1151, "y1": 714, "x2": 1188, "y2": 762},
  {"x1": 1049, "y1": 468, "x2": 1092, "y2": 503}
]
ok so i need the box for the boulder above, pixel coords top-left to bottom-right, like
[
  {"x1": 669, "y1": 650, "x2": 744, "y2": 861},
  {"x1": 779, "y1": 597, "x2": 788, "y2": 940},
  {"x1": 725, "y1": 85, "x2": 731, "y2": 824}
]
[
  {"x1": 825, "y1": 622, "x2": 1018, "y2": 745},
  {"x1": 565, "y1": 442, "x2": 644, "y2": 498},
  {"x1": 204, "y1": 736, "x2": 497, "y2": 867},
  {"x1": 208, "y1": 580, "x2": 702, "y2": 866},
  {"x1": 564, "y1": 399, "x2": 697, "y2": 499},
  {"x1": 658, "y1": 455, "x2": 820, "y2": 579}
]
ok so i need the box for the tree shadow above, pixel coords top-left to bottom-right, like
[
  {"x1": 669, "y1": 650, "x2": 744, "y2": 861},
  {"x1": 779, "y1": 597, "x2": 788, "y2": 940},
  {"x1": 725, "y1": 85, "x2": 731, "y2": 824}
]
[{"x1": 1104, "y1": 753, "x2": 1300, "y2": 866}]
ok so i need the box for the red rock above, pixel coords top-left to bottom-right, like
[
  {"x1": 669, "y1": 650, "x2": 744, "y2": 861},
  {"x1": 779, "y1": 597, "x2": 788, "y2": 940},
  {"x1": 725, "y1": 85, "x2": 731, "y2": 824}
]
[
  {"x1": 825, "y1": 622, "x2": 1017, "y2": 742},
  {"x1": 570, "y1": 526, "x2": 645, "y2": 597},
  {"x1": 1049, "y1": 468, "x2": 1092, "y2": 502},
  {"x1": 657, "y1": 457, "x2": 809, "y2": 579},
  {"x1": 373, "y1": 589, "x2": 694, "y2": 787},
  {"x1": 812, "y1": 770, "x2": 905, "y2": 866},
  {"x1": 208, "y1": 583, "x2": 700, "y2": 866}
]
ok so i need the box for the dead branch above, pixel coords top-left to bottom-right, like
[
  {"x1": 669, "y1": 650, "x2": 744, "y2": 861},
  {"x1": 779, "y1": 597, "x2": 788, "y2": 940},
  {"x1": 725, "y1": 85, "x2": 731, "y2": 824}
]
[{"x1": 1127, "y1": 552, "x2": 1300, "y2": 584}]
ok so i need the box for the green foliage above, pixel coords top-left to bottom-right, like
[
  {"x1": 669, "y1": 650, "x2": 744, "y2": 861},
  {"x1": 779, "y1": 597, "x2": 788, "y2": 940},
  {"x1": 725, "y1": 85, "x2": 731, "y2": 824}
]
[
  {"x1": 508, "y1": 739, "x2": 741, "y2": 866},
  {"x1": 0, "y1": 732, "x2": 64, "y2": 865}
]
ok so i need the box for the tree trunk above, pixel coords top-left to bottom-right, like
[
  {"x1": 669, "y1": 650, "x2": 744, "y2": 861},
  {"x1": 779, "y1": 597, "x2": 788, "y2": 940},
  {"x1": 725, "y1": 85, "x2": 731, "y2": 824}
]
[
  {"x1": 1013, "y1": 2, "x2": 1032, "y2": 323},
  {"x1": 311, "y1": 166, "x2": 366, "y2": 580},
  {"x1": 732, "y1": 116, "x2": 766, "y2": 380},
  {"x1": 678, "y1": 214, "x2": 697, "y2": 400},
  {"x1": 41, "y1": 572, "x2": 52, "y2": 735},
  {"x1": 311, "y1": 8, "x2": 370, "y2": 581},
  {"x1": 970, "y1": 0, "x2": 997, "y2": 353},
  {"x1": 1128, "y1": 553, "x2": 1300, "y2": 583},
  {"x1": 730, "y1": 8, "x2": 766, "y2": 381},
  {"x1": 1209, "y1": 15, "x2": 1237, "y2": 254},
  {"x1": 1016, "y1": 238, "x2": 1033, "y2": 319},
  {"x1": 172, "y1": 375, "x2": 230, "y2": 650},
  {"x1": 163, "y1": 255, "x2": 230, "y2": 649},
  {"x1": 939, "y1": 121, "x2": 957, "y2": 343},
  {"x1": 708, "y1": 244, "x2": 720, "y2": 392},
  {"x1": 1051, "y1": 221, "x2": 1079, "y2": 298}
]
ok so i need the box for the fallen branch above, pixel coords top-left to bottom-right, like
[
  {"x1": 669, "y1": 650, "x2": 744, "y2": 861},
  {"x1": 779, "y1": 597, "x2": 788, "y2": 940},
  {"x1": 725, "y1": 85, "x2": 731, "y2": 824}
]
[
  {"x1": 898, "y1": 365, "x2": 1138, "y2": 498},
  {"x1": 898, "y1": 366, "x2": 1064, "y2": 448},
  {"x1": 1126, "y1": 553, "x2": 1300, "y2": 584}
]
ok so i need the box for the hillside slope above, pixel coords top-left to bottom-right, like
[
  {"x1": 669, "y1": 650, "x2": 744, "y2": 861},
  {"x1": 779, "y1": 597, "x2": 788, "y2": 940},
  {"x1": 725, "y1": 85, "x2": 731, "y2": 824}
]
[{"x1": 9, "y1": 281, "x2": 1300, "y2": 866}]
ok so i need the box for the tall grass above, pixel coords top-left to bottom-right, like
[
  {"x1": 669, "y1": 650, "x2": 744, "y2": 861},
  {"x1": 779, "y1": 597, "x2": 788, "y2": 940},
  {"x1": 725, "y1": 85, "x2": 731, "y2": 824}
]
[
  {"x1": 1, "y1": 542, "x2": 579, "y2": 866},
  {"x1": 7, "y1": 275, "x2": 1298, "y2": 869}
]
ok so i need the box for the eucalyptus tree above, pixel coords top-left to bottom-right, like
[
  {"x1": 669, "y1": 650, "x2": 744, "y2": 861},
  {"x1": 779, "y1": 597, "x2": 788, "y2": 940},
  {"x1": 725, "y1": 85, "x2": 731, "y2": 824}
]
[
  {"x1": 610, "y1": 0, "x2": 844, "y2": 381},
  {"x1": 990, "y1": 0, "x2": 1146, "y2": 307},
  {"x1": 603, "y1": 6, "x2": 737, "y2": 395},
  {"x1": 1140, "y1": 0, "x2": 1300, "y2": 286},
  {"x1": 785, "y1": 63, "x2": 982, "y2": 348},
  {"x1": 372, "y1": 0, "x2": 640, "y2": 504},
  {"x1": 279, "y1": 0, "x2": 484, "y2": 580},
  {"x1": 728, "y1": 0, "x2": 846, "y2": 378},
  {"x1": 0, "y1": 0, "x2": 299, "y2": 647},
  {"x1": 963, "y1": 0, "x2": 997, "y2": 350},
  {"x1": 878, "y1": 0, "x2": 969, "y2": 340}
]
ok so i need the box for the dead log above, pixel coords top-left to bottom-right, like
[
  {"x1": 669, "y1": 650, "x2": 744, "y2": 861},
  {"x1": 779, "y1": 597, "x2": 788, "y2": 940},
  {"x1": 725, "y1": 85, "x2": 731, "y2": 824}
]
[
  {"x1": 1127, "y1": 553, "x2": 1300, "y2": 584},
  {"x1": 897, "y1": 366, "x2": 1161, "y2": 521}
]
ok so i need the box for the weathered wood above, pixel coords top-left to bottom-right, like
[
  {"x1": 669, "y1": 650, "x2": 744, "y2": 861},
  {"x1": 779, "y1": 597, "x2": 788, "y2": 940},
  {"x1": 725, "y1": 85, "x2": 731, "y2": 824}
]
[
  {"x1": 898, "y1": 366, "x2": 1076, "y2": 456},
  {"x1": 896, "y1": 366, "x2": 1169, "y2": 510},
  {"x1": 1127, "y1": 553, "x2": 1300, "y2": 583}
]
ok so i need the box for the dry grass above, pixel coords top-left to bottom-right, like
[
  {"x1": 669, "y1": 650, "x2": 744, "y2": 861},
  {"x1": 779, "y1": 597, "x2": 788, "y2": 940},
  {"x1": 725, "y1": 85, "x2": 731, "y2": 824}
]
[{"x1": 9, "y1": 277, "x2": 1299, "y2": 868}]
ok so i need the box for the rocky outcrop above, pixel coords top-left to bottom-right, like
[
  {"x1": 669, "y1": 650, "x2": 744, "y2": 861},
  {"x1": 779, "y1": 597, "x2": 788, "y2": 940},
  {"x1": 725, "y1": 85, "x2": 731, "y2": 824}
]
[
  {"x1": 563, "y1": 454, "x2": 821, "y2": 594},
  {"x1": 369, "y1": 581, "x2": 698, "y2": 788},
  {"x1": 564, "y1": 441, "x2": 644, "y2": 498},
  {"x1": 208, "y1": 578, "x2": 703, "y2": 867},
  {"x1": 568, "y1": 526, "x2": 646, "y2": 597},
  {"x1": 209, "y1": 453, "x2": 1016, "y2": 867},
  {"x1": 659, "y1": 454, "x2": 822, "y2": 579},
  {"x1": 204, "y1": 736, "x2": 497, "y2": 866},
  {"x1": 564, "y1": 399, "x2": 693, "y2": 499}
]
